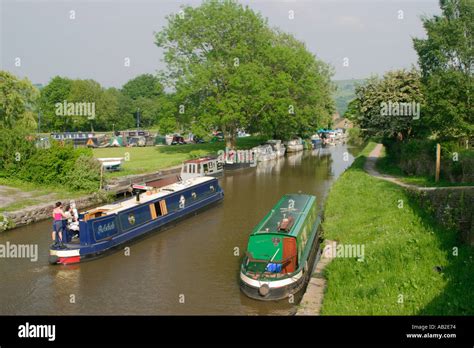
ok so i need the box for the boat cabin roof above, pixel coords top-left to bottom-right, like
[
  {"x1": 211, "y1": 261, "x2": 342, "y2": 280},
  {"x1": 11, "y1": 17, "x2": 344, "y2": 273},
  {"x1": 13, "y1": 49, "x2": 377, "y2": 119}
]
[
  {"x1": 82, "y1": 176, "x2": 216, "y2": 217},
  {"x1": 251, "y1": 194, "x2": 315, "y2": 237}
]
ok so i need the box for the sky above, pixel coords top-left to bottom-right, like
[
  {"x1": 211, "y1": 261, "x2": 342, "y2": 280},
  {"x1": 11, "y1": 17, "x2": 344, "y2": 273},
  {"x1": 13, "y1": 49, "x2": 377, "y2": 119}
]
[{"x1": 0, "y1": 0, "x2": 442, "y2": 88}]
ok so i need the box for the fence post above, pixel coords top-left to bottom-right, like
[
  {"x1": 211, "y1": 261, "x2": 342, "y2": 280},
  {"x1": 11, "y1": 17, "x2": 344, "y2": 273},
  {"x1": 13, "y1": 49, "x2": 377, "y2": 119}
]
[{"x1": 435, "y1": 143, "x2": 441, "y2": 182}]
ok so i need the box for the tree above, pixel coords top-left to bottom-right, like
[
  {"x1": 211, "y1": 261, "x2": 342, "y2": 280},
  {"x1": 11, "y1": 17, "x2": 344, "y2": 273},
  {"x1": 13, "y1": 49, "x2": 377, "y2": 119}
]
[
  {"x1": 122, "y1": 74, "x2": 164, "y2": 100},
  {"x1": 40, "y1": 78, "x2": 121, "y2": 132},
  {"x1": 349, "y1": 69, "x2": 424, "y2": 141},
  {"x1": 0, "y1": 71, "x2": 39, "y2": 129},
  {"x1": 156, "y1": 0, "x2": 334, "y2": 148},
  {"x1": 413, "y1": 0, "x2": 473, "y2": 139},
  {"x1": 38, "y1": 76, "x2": 74, "y2": 131},
  {"x1": 104, "y1": 88, "x2": 135, "y2": 130}
]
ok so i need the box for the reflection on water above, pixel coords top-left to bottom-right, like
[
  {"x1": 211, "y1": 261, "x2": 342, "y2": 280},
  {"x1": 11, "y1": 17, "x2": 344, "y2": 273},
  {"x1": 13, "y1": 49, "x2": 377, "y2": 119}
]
[{"x1": 0, "y1": 144, "x2": 361, "y2": 315}]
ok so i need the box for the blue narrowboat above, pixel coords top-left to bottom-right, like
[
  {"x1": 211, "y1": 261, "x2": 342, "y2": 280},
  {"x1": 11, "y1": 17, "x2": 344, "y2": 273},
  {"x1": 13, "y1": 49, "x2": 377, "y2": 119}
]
[{"x1": 49, "y1": 176, "x2": 224, "y2": 265}]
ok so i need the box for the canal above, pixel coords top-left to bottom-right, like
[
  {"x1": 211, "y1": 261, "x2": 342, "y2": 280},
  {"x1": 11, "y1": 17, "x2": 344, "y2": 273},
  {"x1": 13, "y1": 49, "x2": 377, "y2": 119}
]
[{"x1": 0, "y1": 144, "x2": 361, "y2": 315}]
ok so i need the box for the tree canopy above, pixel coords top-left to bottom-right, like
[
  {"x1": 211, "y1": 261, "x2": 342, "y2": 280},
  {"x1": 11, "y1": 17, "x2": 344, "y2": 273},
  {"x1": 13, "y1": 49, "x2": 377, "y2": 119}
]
[
  {"x1": 155, "y1": 0, "x2": 334, "y2": 147},
  {"x1": 413, "y1": 0, "x2": 473, "y2": 140},
  {"x1": 0, "y1": 71, "x2": 39, "y2": 130}
]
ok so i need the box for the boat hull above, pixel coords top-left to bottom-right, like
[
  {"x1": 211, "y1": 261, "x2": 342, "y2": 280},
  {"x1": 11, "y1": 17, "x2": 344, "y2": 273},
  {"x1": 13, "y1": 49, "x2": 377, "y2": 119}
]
[{"x1": 224, "y1": 161, "x2": 255, "y2": 170}]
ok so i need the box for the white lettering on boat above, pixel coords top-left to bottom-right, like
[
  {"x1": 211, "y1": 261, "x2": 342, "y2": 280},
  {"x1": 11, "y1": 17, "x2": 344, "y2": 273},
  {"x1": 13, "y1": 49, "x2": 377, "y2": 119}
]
[{"x1": 97, "y1": 221, "x2": 116, "y2": 234}]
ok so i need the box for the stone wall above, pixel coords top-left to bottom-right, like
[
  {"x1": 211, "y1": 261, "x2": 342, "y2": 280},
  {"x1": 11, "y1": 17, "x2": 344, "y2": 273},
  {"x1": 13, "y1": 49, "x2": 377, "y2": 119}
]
[{"x1": 407, "y1": 187, "x2": 474, "y2": 246}]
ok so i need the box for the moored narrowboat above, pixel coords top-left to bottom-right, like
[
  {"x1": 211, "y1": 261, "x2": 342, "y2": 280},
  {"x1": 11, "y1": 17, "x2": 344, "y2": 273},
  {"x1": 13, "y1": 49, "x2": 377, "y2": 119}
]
[
  {"x1": 49, "y1": 176, "x2": 224, "y2": 265},
  {"x1": 240, "y1": 194, "x2": 321, "y2": 301},
  {"x1": 180, "y1": 156, "x2": 223, "y2": 180}
]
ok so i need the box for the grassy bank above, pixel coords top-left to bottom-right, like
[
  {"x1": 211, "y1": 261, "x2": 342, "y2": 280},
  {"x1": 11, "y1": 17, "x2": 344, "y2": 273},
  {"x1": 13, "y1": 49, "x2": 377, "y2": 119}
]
[
  {"x1": 320, "y1": 142, "x2": 474, "y2": 315},
  {"x1": 93, "y1": 136, "x2": 266, "y2": 178}
]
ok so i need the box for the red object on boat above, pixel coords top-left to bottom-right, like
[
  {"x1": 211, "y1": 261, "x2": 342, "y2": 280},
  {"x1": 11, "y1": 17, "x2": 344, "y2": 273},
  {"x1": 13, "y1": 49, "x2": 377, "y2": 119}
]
[
  {"x1": 282, "y1": 237, "x2": 297, "y2": 274},
  {"x1": 58, "y1": 256, "x2": 81, "y2": 264}
]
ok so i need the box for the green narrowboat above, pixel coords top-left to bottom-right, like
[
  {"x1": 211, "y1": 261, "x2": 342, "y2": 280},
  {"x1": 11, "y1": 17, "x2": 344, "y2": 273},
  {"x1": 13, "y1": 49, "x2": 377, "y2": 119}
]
[{"x1": 240, "y1": 194, "x2": 321, "y2": 301}]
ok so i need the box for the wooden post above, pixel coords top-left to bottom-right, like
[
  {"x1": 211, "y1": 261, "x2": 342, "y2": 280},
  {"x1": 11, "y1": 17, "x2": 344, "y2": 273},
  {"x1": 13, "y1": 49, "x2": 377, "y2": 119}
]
[{"x1": 435, "y1": 143, "x2": 441, "y2": 183}]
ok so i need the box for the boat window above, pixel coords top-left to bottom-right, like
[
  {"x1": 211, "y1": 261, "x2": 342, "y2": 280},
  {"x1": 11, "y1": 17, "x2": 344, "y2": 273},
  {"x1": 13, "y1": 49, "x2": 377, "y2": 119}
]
[
  {"x1": 192, "y1": 192, "x2": 197, "y2": 200},
  {"x1": 183, "y1": 165, "x2": 188, "y2": 173},
  {"x1": 203, "y1": 163, "x2": 208, "y2": 173},
  {"x1": 154, "y1": 200, "x2": 168, "y2": 216}
]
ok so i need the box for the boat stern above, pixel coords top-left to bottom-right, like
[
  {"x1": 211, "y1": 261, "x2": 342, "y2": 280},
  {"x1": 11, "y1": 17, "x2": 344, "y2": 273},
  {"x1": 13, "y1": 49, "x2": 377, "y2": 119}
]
[{"x1": 49, "y1": 246, "x2": 81, "y2": 265}]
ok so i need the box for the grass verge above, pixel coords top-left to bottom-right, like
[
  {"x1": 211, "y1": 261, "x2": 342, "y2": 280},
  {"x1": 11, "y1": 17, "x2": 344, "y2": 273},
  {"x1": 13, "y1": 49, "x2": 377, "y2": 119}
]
[{"x1": 320, "y1": 142, "x2": 474, "y2": 315}]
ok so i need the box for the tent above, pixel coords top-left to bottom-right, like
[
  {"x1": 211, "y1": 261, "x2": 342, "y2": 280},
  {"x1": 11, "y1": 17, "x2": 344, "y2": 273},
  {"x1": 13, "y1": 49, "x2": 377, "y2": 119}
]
[{"x1": 109, "y1": 136, "x2": 124, "y2": 147}]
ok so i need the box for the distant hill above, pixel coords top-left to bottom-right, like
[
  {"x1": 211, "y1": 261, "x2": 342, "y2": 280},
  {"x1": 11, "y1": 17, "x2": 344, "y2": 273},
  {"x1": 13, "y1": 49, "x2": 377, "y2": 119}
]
[{"x1": 333, "y1": 79, "x2": 365, "y2": 116}]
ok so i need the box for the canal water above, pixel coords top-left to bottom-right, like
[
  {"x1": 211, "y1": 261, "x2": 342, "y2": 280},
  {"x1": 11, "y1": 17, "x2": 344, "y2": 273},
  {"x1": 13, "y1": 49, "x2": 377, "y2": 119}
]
[{"x1": 0, "y1": 144, "x2": 361, "y2": 315}]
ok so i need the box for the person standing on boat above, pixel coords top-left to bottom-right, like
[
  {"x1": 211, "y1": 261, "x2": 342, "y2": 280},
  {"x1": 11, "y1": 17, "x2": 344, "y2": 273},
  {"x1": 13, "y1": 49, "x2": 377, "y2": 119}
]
[
  {"x1": 68, "y1": 201, "x2": 80, "y2": 239},
  {"x1": 52, "y1": 202, "x2": 67, "y2": 246}
]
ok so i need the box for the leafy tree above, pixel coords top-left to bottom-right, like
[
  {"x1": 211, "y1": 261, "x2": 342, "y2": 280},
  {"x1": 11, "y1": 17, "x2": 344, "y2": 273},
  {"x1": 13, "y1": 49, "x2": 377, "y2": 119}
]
[
  {"x1": 38, "y1": 76, "x2": 74, "y2": 131},
  {"x1": 104, "y1": 88, "x2": 135, "y2": 130},
  {"x1": 413, "y1": 0, "x2": 473, "y2": 139},
  {"x1": 122, "y1": 74, "x2": 164, "y2": 100},
  {"x1": 349, "y1": 69, "x2": 424, "y2": 141},
  {"x1": 156, "y1": 0, "x2": 334, "y2": 147},
  {"x1": 0, "y1": 71, "x2": 39, "y2": 129}
]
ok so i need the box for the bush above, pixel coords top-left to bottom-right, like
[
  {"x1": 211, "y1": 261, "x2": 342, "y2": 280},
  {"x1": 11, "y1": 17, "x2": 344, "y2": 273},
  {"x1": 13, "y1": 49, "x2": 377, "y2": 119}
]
[
  {"x1": 63, "y1": 155, "x2": 102, "y2": 192},
  {"x1": 347, "y1": 127, "x2": 364, "y2": 145},
  {"x1": 17, "y1": 142, "x2": 92, "y2": 184},
  {"x1": 0, "y1": 214, "x2": 15, "y2": 231},
  {"x1": 0, "y1": 127, "x2": 37, "y2": 177},
  {"x1": 383, "y1": 138, "x2": 474, "y2": 183}
]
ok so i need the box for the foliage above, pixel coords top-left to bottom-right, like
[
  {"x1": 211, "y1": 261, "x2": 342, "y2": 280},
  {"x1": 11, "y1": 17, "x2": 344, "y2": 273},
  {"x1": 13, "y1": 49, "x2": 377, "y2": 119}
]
[
  {"x1": 413, "y1": 0, "x2": 474, "y2": 139},
  {"x1": 0, "y1": 214, "x2": 15, "y2": 231},
  {"x1": 37, "y1": 76, "x2": 74, "y2": 131},
  {"x1": 0, "y1": 71, "x2": 39, "y2": 129},
  {"x1": 122, "y1": 74, "x2": 164, "y2": 100},
  {"x1": 64, "y1": 155, "x2": 102, "y2": 191},
  {"x1": 17, "y1": 141, "x2": 91, "y2": 185},
  {"x1": 381, "y1": 138, "x2": 474, "y2": 183},
  {"x1": 0, "y1": 127, "x2": 37, "y2": 177},
  {"x1": 349, "y1": 69, "x2": 424, "y2": 141},
  {"x1": 0, "y1": 127, "x2": 101, "y2": 192},
  {"x1": 155, "y1": 0, "x2": 334, "y2": 147},
  {"x1": 347, "y1": 127, "x2": 364, "y2": 146}
]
